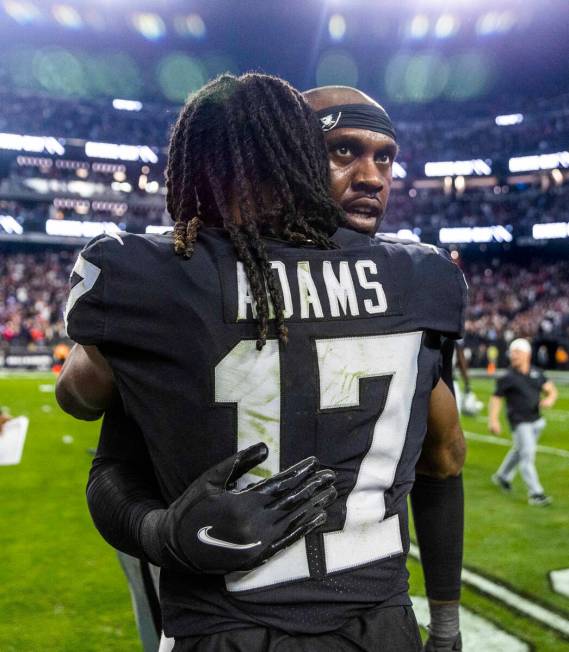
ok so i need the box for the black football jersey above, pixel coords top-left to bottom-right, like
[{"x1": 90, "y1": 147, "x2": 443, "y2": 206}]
[{"x1": 66, "y1": 226, "x2": 466, "y2": 637}]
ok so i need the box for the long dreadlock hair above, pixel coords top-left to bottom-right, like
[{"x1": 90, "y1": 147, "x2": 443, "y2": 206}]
[{"x1": 166, "y1": 72, "x2": 344, "y2": 349}]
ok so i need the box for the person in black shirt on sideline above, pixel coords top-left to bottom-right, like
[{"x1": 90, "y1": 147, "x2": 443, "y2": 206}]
[{"x1": 488, "y1": 338, "x2": 558, "y2": 506}]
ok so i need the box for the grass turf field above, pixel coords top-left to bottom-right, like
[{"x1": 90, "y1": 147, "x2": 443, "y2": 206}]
[{"x1": 0, "y1": 373, "x2": 567, "y2": 651}]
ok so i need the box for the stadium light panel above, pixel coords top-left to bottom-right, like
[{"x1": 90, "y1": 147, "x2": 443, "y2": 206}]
[
  {"x1": 495, "y1": 113, "x2": 523, "y2": 126},
  {"x1": 439, "y1": 225, "x2": 512, "y2": 244},
  {"x1": 393, "y1": 162, "x2": 407, "y2": 179},
  {"x1": 425, "y1": 159, "x2": 492, "y2": 177},
  {"x1": 509, "y1": 151, "x2": 569, "y2": 173},
  {"x1": 46, "y1": 219, "x2": 120, "y2": 238},
  {"x1": 113, "y1": 99, "x2": 143, "y2": 112},
  {"x1": 0, "y1": 132, "x2": 65, "y2": 156},
  {"x1": 146, "y1": 225, "x2": 174, "y2": 234},
  {"x1": 0, "y1": 215, "x2": 23, "y2": 235},
  {"x1": 85, "y1": 141, "x2": 158, "y2": 164},
  {"x1": 532, "y1": 222, "x2": 569, "y2": 240}
]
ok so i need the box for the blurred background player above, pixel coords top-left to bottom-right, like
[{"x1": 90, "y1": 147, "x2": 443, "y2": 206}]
[{"x1": 489, "y1": 338, "x2": 558, "y2": 506}]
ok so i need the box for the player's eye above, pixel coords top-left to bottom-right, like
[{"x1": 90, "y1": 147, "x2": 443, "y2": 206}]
[
  {"x1": 333, "y1": 145, "x2": 352, "y2": 158},
  {"x1": 376, "y1": 153, "x2": 392, "y2": 165}
]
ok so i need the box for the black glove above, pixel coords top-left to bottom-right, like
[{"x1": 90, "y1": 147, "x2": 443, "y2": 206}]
[{"x1": 141, "y1": 443, "x2": 336, "y2": 574}]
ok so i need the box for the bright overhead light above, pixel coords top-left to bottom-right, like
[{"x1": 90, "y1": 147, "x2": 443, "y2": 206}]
[
  {"x1": 0, "y1": 132, "x2": 65, "y2": 156},
  {"x1": 551, "y1": 169, "x2": 564, "y2": 185},
  {"x1": 495, "y1": 113, "x2": 523, "y2": 126},
  {"x1": 532, "y1": 223, "x2": 569, "y2": 240},
  {"x1": 85, "y1": 141, "x2": 158, "y2": 164},
  {"x1": 131, "y1": 12, "x2": 166, "y2": 40},
  {"x1": 146, "y1": 225, "x2": 174, "y2": 234},
  {"x1": 509, "y1": 151, "x2": 569, "y2": 173},
  {"x1": 46, "y1": 219, "x2": 121, "y2": 238},
  {"x1": 425, "y1": 159, "x2": 492, "y2": 177},
  {"x1": 434, "y1": 14, "x2": 459, "y2": 39},
  {"x1": 329, "y1": 14, "x2": 346, "y2": 41},
  {"x1": 113, "y1": 99, "x2": 143, "y2": 112},
  {"x1": 393, "y1": 162, "x2": 407, "y2": 179},
  {"x1": 0, "y1": 215, "x2": 23, "y2": 235},
  {"x1": 439, "y1": 226, "x2": 512, "y2": 245},
  {"x1": 408, "y1": 14, "x2": 429, "y2": 39},
  {"x1": 52, "y1": 4, "x2": 83, "y2": 29}
]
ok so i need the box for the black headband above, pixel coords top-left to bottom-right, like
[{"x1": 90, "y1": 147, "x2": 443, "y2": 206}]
[{"x1": 316, "y1": 103, "x2": 396, "y2": 141}]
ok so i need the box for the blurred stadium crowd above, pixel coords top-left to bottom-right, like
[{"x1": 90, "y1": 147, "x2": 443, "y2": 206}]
[
  {"x1": 1, "y1": 250, "x2": 568, "y2": 369},
  {"x1": 1, "y1": 90, "x2": 568, "y2": 369},
  {"x1": 1, "y1": 90, "x2": 568, "y2": 163}
]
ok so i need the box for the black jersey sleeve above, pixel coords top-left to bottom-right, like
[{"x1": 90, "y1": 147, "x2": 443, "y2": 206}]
[
  {"x1": 86, "y1": 395, "x2": 166, "y2": 560},
  {"x1": 410, "y1": 245, "x2": 467, "y2": 339},
  {"x1": 65, "y1": 234, "x2": 111, "y2": 345}
]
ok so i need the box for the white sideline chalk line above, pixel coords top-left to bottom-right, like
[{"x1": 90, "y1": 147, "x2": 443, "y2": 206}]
[
  {"x1": 550, "y1": 570, "x2": 569, "y2": 599},
  {"x1": 409, "y1": 544, "x2": 569, "y2": 637},
  {"x1": 412, "y1": 595, "x2": 528, "y2": 652},
  {"x1": 464, "y1": 430, "x2": 569, "y2": 459}
]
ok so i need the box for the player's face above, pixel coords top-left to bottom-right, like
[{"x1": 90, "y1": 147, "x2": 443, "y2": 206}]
[
  {"x1": 324, "y1": 128, "x2": 397, "y2": 236},
  {"x1": 510, "y1": 348, "x2": 531, "y2": 369}
]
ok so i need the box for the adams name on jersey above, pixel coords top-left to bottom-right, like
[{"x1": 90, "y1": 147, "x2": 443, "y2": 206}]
[{"x1": 66, "y1": 227, "x2": 467, "y2": 638}]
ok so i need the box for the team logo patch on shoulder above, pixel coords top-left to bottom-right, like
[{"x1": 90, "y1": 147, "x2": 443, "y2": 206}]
[{"x1": 320, "y1": 111, "x2": 342, "y2": 132}]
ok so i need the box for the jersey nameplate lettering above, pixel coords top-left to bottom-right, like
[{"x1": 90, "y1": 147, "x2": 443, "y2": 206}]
[{"x1": 220, "y1": 255, "x2": 402, "y2": 324}]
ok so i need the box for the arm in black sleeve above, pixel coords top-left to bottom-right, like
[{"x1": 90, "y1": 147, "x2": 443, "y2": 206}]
[
  {"x1": 411, "y1": 338, "x2": 464, "y2": 602},
  {"x1": 86, "y1": 395, "x2": 166, "y2": 561},
  {"x1": 410, "y1": 473, "x2": 464, "y2": 601}
]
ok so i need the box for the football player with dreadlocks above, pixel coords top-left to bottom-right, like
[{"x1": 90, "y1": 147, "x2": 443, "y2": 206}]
[{"x1": 58, "y1": 73, "x2": 466, "y2": 651}]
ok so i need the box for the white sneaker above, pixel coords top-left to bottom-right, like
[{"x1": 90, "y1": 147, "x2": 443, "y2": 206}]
[{"x1": 528, "y1": 494, "x2": 552, "y2": 506}]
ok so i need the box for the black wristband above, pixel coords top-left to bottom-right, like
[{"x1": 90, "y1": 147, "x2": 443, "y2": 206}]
[
  {"x1": 140, "y1": 508, "x2": 168, "y2": 566},
  {"x1": 410, "y1": 473, "x2": 464, "y2": 601}
]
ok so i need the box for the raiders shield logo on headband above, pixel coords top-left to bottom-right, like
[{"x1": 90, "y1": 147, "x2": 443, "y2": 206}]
[{"x1": 319, "y1": 111, "x2": 342, "y2": 132}]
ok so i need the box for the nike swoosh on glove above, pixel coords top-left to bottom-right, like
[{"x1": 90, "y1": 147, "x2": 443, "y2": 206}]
[{"x1": 143, "y1": 442, "x2": 337, "y2": 574}]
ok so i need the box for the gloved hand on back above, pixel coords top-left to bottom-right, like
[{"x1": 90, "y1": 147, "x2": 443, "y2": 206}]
[{"x1": 142, "y1": 442, "x2": 336, "y2": 574}]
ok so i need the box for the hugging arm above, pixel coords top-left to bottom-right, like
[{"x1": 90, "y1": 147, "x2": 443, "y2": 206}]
[{"x1": 56, "y1": 344, "x2": 114, "y2": 421}]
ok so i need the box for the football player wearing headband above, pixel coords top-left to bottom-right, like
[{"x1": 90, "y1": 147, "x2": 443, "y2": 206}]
[{"x1": 306, "y1": 86, "x2": 464, "y2": 652}]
